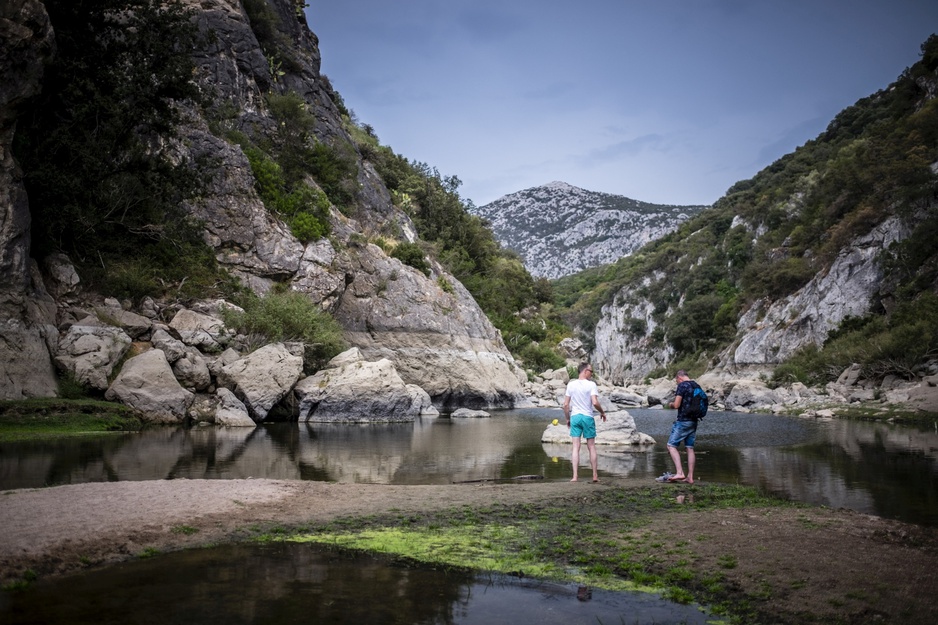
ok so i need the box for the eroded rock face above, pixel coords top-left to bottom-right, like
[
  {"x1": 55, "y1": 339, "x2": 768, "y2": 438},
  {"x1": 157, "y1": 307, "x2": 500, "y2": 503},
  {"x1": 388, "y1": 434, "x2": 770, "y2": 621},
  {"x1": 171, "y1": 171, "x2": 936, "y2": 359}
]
[
  {"x1": 0, "y1": 0, "x2": 57, "y2": 399},
  {"x1": 169, "y1": 0, "x2": 530, "y2": 409},
  {"x1": 332, "y1": 244, "x2": 529, "y2": 409},
  {"x1": 732, "y1": 218, "x2": 907, "y2": 367},
  {"x1": 592, "y1": 217, "x2": 909, "y2": 384},
  {"x1": 294, "y1": 347, "x2": 438, "y2": 423}
]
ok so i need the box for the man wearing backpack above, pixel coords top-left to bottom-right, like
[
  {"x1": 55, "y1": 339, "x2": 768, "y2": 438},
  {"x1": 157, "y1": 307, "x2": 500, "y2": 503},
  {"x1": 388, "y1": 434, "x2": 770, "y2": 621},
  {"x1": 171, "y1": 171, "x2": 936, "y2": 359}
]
[{"x1": 663, "y1": 370, "x2": 705, "y2": 484}]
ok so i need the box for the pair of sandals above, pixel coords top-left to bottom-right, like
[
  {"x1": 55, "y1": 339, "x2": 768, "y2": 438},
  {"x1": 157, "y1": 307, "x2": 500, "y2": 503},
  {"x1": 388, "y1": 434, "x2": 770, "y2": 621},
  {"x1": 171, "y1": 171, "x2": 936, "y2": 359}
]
[{"x1": 655, "y1": 471, "x2": 687, "y2": 483}]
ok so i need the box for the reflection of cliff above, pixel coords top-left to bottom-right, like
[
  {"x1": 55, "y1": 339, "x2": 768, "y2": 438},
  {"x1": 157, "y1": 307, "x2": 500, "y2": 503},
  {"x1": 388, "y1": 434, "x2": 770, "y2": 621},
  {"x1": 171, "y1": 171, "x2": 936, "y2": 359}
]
[
  {"x1": 735, "y1": 419, "x2": 938, "y2": 524},
  {"x1": 0, "y1": 428, "x2": 312, "y2": 488},
  {"x1": 821, "y1": 419, "x2": 938, "y2": 468},
  {"x1": 299, "y1": 417, "x2": 552, "y2": 484},
  {"x1": 737, "y1": 447, "x2": 876, "y2": 513},
  {"x1": 3, "y1": 541, "x2": 471, "y2": 624}
]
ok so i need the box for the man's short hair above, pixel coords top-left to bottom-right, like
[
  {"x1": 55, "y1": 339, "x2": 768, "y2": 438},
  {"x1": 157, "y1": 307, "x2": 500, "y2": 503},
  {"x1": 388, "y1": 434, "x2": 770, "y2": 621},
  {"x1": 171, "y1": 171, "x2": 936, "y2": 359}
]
[
  {"x1": 579, "y1": 362, "x2": 591, "y2": 374},
  {"x1": 676, "y1": 369, "x2": 688, "y2": 378}
]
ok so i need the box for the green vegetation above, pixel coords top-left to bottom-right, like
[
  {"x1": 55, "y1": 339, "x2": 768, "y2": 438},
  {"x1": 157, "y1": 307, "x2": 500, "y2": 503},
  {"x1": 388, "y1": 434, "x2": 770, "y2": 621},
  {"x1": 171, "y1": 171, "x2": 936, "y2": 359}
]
[
  {"x1": 222, "y1": 289, "x2": 346, "y2": 371},
  {"x1": 343, "y1": 118, "x2": 571, "y2": 371},
  {"x1": 554, "y1": 35, "x2": 938, "y2": 383},
  {"x1": 12, "y1": 0, "x2": 239, "y2": 302},
  {"x1": 390, "y1": 241, "x2": 431, "y2": 276},
  {"x1": 0, "y1": 399, "x2": 142, "y2": 442}
]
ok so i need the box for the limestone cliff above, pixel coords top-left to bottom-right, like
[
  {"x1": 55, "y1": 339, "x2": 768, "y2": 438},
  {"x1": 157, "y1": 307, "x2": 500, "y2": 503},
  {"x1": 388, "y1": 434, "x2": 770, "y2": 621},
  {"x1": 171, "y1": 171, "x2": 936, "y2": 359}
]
[{"x1": 0, "y1": 0, "x2": 527, "y2": 409}]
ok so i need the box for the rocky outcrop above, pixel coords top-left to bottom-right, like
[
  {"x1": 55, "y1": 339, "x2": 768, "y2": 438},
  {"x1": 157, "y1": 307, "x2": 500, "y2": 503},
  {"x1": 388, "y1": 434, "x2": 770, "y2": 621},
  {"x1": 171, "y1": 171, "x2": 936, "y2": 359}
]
[
  {"x1": 0, "y1": 0, "x2": 530, "y2": 411},
  {"x1": 172, "y1": 0, "x2": 529, "y2": 409},
  {"x1": 593, "y1": 291, "x2": 672, "y2": 385},
  {"x1": 294, "y1": 347, "x2": 438, "y2": 423},
  {"x1": 592, "y1": 217, "x2": 910, "y2": 384},
  {"x1": 0, "y1": 0, "x2": 57, "y2": 399},
  {"x1": 729, "y1": 217, "x2": 907, "y2": 369}
]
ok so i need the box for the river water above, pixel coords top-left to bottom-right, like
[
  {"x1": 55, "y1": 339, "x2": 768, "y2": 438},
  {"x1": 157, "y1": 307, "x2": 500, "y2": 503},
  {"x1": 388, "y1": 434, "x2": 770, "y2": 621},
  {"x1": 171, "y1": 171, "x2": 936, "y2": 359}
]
[
  {"x1": 2, "y1": 407, "x2": 936, "y2": 526},
  {"x1": 2, "y1": 408, "x2": 936, "y2": 624}
]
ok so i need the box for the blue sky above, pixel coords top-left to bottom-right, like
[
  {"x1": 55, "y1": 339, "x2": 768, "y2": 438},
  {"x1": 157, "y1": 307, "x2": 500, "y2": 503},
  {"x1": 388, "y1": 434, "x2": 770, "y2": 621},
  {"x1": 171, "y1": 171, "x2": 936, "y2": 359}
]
[{"x1": 305, "y1": 1, "x2": 938, "y2": 208}]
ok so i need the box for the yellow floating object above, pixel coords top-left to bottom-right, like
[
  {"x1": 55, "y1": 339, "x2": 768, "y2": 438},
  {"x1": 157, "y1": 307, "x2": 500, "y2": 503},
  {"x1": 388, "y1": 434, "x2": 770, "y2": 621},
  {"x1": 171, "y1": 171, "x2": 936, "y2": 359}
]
[{"x1": 551, "y1": 418, "x2": 559, "y2": 426}]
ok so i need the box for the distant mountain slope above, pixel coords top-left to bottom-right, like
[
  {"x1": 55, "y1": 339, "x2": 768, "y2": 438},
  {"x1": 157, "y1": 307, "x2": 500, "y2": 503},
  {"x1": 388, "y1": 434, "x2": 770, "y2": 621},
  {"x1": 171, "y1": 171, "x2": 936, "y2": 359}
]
[{"x1": 472, "y1": 182, "x2": 708, "y2": 278}]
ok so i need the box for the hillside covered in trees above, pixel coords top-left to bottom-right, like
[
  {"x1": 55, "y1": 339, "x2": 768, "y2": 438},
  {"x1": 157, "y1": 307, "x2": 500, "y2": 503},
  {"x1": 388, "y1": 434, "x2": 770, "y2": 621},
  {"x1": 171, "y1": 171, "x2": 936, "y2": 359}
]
[{"x1": 553, "y1": 34, "x2": 938, "y2": 386}]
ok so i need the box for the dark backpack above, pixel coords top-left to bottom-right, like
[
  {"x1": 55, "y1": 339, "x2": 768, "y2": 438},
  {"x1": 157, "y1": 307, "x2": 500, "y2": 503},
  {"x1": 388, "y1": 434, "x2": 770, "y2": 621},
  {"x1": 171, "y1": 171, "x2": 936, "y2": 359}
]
[{"x1": 684, "y1": 382, "x2": 708, "y2": 420}]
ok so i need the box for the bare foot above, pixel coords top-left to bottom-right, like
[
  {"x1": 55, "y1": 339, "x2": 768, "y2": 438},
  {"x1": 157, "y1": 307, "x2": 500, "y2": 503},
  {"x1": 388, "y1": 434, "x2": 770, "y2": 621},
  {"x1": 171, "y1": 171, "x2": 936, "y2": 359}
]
[
  {"x1": 685, "y1": 477, "x2": 694, "y2": 484},
  {"x1": 570, "y1": 477, "x2": 578, "y2": 482}
]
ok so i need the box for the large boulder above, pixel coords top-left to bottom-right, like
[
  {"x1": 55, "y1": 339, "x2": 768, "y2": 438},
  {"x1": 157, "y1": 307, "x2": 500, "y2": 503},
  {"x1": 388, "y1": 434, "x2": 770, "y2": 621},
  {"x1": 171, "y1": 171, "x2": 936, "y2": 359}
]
[
  {"x1": 172, "y1": 345, "x2": 212, "y2": 392},
  {"x1": 168, "y1": 308, "x2": 227, "y2": 352},
  {"x1": 906, "y1": 375, "x2": 938, "y2": 413},
  {"x1": 541, "y1": 411, "x2": 655, "y2": 446},
  {"x1": 724, "y1": 380, "x2": 781, "y2": 412},
  {"x1": 643, "y1": 378, "x2": 676, "y2": 407},
  {"x1": 217, "y1": 343, "x2": 303, "y2": 422},
  {"x1": 212, "y1": 387, "x2": 256, "y2": 427},
  {"x1": 294, "y1": 347, "x2": 438, "y2": 422},
  {"x1": 105, "y1": 349, "x2": 194, "y2": 423},
  {"x1": 55, "y1": 324, "x2": 132, "y2": 390},
  {"x1": 95, "y1": 299, "x2": 152, "y2": 340}
]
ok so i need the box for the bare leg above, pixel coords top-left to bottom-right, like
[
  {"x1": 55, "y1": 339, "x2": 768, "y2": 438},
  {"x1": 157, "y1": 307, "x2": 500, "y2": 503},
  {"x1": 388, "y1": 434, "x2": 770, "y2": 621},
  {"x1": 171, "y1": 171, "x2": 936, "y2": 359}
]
[
  {"x1": 587, "y1": 438, "x2": 599, "y2": 482},
  {"x1": 667, "y1": 445, "x2": 685, "y2": 479},
  {"x1": 570, "y1": 437, "x2": 581, "y2": 482},
  {"x1": 686, "y1": 447, "x2": 695, "y2": 484}
]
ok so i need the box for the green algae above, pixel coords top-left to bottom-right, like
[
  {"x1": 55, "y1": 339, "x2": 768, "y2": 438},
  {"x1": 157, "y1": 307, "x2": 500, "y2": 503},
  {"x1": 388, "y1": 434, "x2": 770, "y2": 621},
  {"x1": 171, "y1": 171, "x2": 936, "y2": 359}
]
[{"x1": 286, "y1": 523, "x2": 655, "y2": 593}]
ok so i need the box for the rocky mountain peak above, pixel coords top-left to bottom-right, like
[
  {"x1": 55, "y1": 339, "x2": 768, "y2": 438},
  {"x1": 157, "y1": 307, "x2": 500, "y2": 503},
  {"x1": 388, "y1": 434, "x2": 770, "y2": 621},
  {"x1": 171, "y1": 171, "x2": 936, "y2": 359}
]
[{"x1": 472, "y1": 182, "x2": 708, "y2": 279}]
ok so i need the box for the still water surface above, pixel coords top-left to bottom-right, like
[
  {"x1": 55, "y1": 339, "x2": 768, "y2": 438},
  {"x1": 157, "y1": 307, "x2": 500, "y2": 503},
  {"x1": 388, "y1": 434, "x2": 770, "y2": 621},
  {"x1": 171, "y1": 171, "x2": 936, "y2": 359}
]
[
  {"x1": 2, "y1": 407, "x2": 936, "y2": 526},
  {"x1": 0, "y1": 542, "x2": 711, "y2": 625},
  {"x1": 2, "y1": 407, "x2": 937, "y2": 624}
]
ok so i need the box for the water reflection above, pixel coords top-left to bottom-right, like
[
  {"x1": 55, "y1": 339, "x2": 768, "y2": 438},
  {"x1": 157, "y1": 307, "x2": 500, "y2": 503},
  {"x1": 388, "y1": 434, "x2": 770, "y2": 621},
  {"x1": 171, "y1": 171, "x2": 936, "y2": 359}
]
[
  {"x1": 0, "y1": 541, "x2": 711, "y2": 625},
  {"x1": 1, "y1": 408, "x2": 937, "y2": 526}
]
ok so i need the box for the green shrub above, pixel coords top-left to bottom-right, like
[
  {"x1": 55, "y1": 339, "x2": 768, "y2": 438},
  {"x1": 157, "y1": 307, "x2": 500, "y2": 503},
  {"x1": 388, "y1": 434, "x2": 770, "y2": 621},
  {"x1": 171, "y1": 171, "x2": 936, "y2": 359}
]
[
  {"x1": 520, "y1": 342, "x2": 566, "y2": 374},
  {"x1": 437, "y1": 276, "x2": 455, "y2": 294},
  {"x1": 392, "y1": 242, "x2": 431, "y2": 276},
  {"x1": 224, "y1": 290, "x2": 346, "y2": 371},
  {"x1": 289, "y1": 212, "x2": 328, "y2": 242},
  {"x1": 240, "y1": 144, "x2": 331, "y2": 242}
]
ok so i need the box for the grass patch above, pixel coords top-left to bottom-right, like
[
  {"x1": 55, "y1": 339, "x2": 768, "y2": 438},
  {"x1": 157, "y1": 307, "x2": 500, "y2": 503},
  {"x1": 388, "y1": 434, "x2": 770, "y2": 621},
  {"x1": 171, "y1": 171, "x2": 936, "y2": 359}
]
[{"x1": 0, "y1": 399, "x2": 142, "y2": 442}]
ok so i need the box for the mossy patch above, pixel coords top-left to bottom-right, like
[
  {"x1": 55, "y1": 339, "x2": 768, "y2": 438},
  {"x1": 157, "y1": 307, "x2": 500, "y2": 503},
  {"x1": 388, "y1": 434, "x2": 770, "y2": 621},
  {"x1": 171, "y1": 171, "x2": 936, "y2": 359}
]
[
  {"x1": 284, "y1": 524, "x2": 646, "y2": 592},
  {"x1": 0, "y1": 399, "x2": 142, "y2": 442}
]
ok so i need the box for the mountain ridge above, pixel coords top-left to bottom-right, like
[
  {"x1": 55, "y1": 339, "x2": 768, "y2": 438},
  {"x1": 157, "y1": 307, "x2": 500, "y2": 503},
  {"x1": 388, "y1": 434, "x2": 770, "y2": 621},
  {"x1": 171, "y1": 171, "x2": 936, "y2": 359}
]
[{"x1": 472, "y1": 181, "x2": 708, "y2": 279}]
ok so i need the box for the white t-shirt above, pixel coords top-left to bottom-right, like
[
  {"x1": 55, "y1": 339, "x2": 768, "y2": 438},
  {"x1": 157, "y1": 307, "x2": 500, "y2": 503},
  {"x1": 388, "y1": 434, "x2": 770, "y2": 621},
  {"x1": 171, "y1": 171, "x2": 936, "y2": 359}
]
[{"x1": 565, "y1": 378, "x2": 599, "y2": 417}]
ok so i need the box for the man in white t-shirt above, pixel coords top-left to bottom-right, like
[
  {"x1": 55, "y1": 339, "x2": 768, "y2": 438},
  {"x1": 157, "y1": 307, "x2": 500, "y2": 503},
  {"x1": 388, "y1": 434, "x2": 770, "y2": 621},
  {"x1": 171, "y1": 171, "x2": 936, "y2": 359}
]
[{"x1": 562, "y1": 362, "x2": 607, "y2": 482}]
